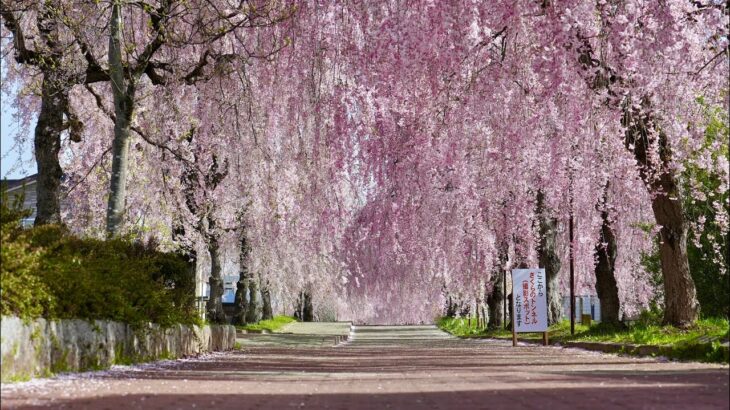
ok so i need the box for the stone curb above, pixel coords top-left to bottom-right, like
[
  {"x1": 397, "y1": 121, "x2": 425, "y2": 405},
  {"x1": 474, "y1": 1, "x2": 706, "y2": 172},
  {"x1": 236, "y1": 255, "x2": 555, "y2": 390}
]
[
  {"x1": 333, "y1": 334, "x2": 349, "y2": 346},
  {"x1": 236, "y1": 329, "x2": 271, "y2": 335},
  {"x1": 235, "y1": 332, "x2": 350, "y2": 347}
]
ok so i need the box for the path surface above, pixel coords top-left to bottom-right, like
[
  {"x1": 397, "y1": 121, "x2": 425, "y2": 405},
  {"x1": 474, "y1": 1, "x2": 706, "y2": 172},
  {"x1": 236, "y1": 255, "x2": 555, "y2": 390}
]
[
  {"x1": 236, "y1": 321, "x2": 351, "y2": 348},
  {"x1": 2, "y1": 325, "x2": 728, "y2": 409}
]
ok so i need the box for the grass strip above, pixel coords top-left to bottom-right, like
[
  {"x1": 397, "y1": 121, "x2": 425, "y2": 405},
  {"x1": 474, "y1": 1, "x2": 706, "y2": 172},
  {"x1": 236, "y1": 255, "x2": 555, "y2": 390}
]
[
  {"x1": 237, "y1": 315, "x2": 297, "y2": 332},
  {"x1": 436, "y1": 316, "x2": 729, "y2": 363}
]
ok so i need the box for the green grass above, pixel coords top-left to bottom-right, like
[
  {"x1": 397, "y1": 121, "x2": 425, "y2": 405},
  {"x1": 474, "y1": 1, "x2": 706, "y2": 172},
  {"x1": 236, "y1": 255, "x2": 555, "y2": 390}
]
[
  {"x1": 437, "y1": 316, "x2": 507, "y2": 337},
  {"x1": 237, "y1": 315, "x2": 296, "y2": 332},
  {"x1": 436, "y1": 316, "x2": 729, "y2": 363},
  {"x1": 557, "y1": 317, "x2": 729, "y2": 346}
]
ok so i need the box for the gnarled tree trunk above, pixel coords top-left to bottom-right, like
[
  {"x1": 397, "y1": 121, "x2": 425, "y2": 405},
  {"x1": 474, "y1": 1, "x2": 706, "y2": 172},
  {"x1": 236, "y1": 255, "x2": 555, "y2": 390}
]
[
  {"x1": 445, "y1": 295, "x2": 458, "y2": 318},
  {"x1": 205, "y1": 237, "x2": 226, "y2": 323},
  {"x1": 486, "y1": 279, "x2": 504, "y2": 328},
  {"x1": 653, "y1": 188, "x2": 698, "y2": 326},
  {"x1": 233, "y1": 278, "x2": 248, "y2": 325},
  {"x1": 302, "y1": 291, "x2": 314, "y2": 322},
  {"x1": 261, "y1": 280, "x2": 273, "y2": 321},
  {"x1": 245, "y1": 278, "x2": 260, "y2": 324},
  {"x1": 536, "y1": 191, "x2": 563, "y2": 325},
  {"x1": 594, "y1": 187, "x2": 621, "y2": 325},
  {"x1": 34, "y1": 74, "x2": 66, "y2": 226},
  {"x1": 2, "y1": 3, "x2": 75, "y2": 226},
  {"x1": 233, "y1": 235, "x2": 250, "y2": 325},
  {"x1": 623, "y1": 103, "x2": 699, "y2": 327},
  {"x1": 576, "y1": 40, "x2": 699, "y2": 328},
  {"x1": 487, "y1": 245, "x2": 507, "y2": 329}
]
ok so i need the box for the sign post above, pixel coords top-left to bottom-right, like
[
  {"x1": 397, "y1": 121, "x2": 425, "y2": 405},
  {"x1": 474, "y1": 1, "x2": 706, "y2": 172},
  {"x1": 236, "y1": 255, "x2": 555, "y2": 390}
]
[{"x1": 511, "y1": 268, "x2": 549, "y2": 346}]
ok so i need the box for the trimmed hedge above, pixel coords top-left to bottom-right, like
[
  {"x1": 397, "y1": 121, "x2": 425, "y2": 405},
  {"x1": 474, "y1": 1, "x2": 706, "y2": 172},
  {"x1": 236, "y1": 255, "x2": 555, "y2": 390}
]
[{"x1": 1, "y1": 195, "x2": 200, "y2": 327}]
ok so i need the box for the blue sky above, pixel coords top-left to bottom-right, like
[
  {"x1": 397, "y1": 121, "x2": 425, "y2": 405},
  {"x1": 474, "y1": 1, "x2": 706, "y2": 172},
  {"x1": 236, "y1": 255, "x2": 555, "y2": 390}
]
[{"x1": 1, "y1": 96, "x2": 36, "y2": 179}]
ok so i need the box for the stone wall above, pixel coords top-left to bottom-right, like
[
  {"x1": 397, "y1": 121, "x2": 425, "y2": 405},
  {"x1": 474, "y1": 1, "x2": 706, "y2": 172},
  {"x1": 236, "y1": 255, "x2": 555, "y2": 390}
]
[{"x1": 0, "y1": 316, "x2": 236, "y2": 381}]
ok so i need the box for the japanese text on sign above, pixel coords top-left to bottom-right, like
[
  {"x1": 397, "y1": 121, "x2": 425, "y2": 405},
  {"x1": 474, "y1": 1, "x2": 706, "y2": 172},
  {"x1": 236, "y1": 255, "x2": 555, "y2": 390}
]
[{"x1": 512, "y1": 268, "x2": 548, "y2": 332}]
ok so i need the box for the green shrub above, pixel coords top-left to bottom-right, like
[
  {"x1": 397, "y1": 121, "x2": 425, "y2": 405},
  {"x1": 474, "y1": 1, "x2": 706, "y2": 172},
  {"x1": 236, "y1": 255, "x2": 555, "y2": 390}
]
[
  {"x1": 0, "y1": 190, "x2": 55, "y2": 320},
  {"x1": 0, "y1": 196, "x2": 200, "y2": 327},
  {"x1": 0, "y1": 225, "x2": 54, "y2": 320}
]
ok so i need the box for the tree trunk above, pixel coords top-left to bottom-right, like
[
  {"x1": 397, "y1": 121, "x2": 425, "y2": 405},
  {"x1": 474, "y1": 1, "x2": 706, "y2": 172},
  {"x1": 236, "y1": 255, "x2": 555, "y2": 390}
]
[
  {"x1": 536, "y1": 191, "x2": 563, "y2": 325},
  {"x1": 232, "y1": 278, "x2": 248, "y2": 325},
  {"x1": 445, "y1": 295, "x2": 457, "y2": 317},
  {"x1": 261, "y1": 281, "x2": 273, "y2": 321},
  {"x1": 487, "y1": 278, "x2": 504, "y2": 329},
  {"x1": 623, "y1": 103, "x2": 700, "y2": 327},
  {"x1": 594, "y1": 189, "x2": 621, "y2": 325},
  {"x1": 294, "y1": 292, "x2": 303, "y2": 320},
  {"x1": 29, "y1": 4, "x2": 70, "y2": 226},
  {"x1": 577, "y1": 42, "x2": 700, "y2": 327},
  {"x1": 654, "y1": 189, "x2": 699, "y2": 327},
  {"x1": 245, "y1": 278, "x2": 260, "y2": 323},
  {"x1": 302, "y1": 291, "x2": 314, "y2": 322},
  {"x1": 33, "y1": 74, "x2": 66, "y2": 226},
  {"x1": 233, "y1": 235, "x2": 250, "y2": 325},
  {"x1": 506, "y1": 293, "x2": 513, "y2": 330},
  {"x1": 206, "y1": 238, "x2": 226, "y2": 323},
  {"x1": 105, "y1": 1, "x2": 136, "y2": 237},
  {"x1": 475, "y1": 301, "x2": 480, "y2": 328},
  {"x1": 487, "y1": 246, "x2": 507, "y2": 328}
]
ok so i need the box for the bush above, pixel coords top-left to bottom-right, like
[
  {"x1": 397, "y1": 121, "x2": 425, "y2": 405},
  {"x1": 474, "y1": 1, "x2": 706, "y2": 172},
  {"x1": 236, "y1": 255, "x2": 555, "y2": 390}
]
[
  {"x1": 0, "y1": 226, "x2": 54, "y2": 319},
  {"x1": 0, "y1": 196, "x2": 199, "y2": 327},
  {"x1": 0, "y1": 190, "x2": 54, "y2": 319}
]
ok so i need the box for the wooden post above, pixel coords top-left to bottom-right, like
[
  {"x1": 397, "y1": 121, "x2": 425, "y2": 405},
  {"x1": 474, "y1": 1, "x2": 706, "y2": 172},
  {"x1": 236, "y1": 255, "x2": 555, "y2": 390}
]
[
  {"x1": 543, "y1": 331, "x2": 549, "y2": 346},
  {"x1": 512, "y1": 322, "x2": 517, "y2": 346}
]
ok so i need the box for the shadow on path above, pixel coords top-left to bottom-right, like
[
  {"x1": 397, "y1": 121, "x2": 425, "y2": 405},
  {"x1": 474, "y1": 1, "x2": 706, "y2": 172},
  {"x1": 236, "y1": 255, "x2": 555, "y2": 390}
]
[{"x1": 2, "y1": 325, "x2": 728, "y2": 409}]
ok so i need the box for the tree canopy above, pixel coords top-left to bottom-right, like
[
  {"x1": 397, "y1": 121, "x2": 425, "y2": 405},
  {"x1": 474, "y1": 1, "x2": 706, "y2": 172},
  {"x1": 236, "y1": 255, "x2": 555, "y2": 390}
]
[{"x1": 2, "y1": 0, "x2": 727, "y2": 325}]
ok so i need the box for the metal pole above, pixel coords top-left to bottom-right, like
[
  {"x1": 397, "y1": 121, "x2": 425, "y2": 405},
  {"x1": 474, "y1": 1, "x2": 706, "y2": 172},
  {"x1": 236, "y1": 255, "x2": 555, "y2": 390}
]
[
  {"x1": 511, "y1": 270, "x2": 517, "y2": 347},
  {"x1": 503, "y1": 268, "x2": 507, "y2": 329},
  {"x1": 569, "y1": 207, "x2": 575, "y2": 336}
]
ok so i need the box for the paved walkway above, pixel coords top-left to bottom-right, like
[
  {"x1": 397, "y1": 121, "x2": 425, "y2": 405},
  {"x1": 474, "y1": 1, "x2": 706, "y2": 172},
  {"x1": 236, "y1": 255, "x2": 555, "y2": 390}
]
[{"x1": 2, "y1": 325, "x2": 728, "y2": 409}]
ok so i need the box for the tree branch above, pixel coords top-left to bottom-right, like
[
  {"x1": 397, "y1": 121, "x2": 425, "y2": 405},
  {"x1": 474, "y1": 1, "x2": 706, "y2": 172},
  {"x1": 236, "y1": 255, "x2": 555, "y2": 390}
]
[
  {"x1": 83, "y1": 83, "x2": 200, "y2": 169},
  {"x1": 132, "y1": 0, "x2": 174, "y2": 79},
  {"x1": 63, "y1": 146, "x2": 113, "y2": 197},
  {"x1": 0, "y1": 3, "x2": 41, "y2": 65},
  {"x1": 695, "y1": 48, "x2": 727, "y2": 76}
]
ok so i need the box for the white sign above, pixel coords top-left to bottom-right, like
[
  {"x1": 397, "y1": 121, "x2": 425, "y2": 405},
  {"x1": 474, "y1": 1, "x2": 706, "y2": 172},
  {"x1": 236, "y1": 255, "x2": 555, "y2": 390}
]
[{"x1": 512, "y1": 268, "x2": 548, "y2": 333}]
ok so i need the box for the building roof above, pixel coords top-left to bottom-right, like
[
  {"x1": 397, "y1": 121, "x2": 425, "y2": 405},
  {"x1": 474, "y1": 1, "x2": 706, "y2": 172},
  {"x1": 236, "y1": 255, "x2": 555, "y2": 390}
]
[{"x1": 1, "y1": 174, "x2": 38, "y2": 193}]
